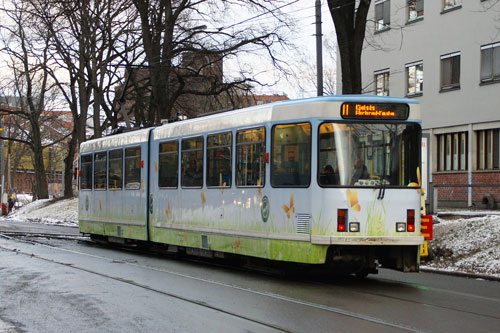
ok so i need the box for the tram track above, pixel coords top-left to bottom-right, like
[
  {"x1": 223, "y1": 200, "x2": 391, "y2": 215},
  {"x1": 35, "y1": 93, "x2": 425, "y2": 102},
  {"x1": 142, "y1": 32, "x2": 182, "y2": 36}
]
[
  {"x1": 3, "y1": 230, "x2": 499, "y2": 331},
  {"x1": 0, "y1": 231, "x2": 422, "y2": 332}
]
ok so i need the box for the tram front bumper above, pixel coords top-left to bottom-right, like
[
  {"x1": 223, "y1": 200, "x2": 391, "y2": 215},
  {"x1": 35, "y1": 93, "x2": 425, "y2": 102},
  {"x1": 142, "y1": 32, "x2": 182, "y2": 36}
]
[{"x1": 311, "y1": 235, "x2": 424, "y2": 246}]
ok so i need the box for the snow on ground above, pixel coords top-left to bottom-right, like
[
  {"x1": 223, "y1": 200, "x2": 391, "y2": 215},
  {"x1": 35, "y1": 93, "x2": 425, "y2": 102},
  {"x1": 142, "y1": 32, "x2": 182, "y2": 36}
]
[
  {"x1": 2, "y1": 198, "x2": 500, "y2": 278},
  {"x1": 3, "y1": 198, "x2": 78, "y2": 227},
  {"x1": 423, "y1": 214, "x2": 500, "y2": 278}
]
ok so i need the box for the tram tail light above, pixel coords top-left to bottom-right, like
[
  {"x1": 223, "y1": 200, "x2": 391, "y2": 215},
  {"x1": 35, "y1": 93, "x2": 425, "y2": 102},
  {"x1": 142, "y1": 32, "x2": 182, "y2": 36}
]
[
  {"x1": 337, "y1": 209, "x2": 347, "y2": 232},
  {"x1": 140, "y1": 160, "x2": 144, "y2": 168},
  {"x1": 407, "y1": 209, "x2": 415, "y2": 232}
]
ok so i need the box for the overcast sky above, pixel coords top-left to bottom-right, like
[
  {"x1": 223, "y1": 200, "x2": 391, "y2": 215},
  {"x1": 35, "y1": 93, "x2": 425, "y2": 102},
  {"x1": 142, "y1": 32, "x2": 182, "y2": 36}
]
[{"x1": 223, "y1": 0, "x2": 337, "y2": 99}]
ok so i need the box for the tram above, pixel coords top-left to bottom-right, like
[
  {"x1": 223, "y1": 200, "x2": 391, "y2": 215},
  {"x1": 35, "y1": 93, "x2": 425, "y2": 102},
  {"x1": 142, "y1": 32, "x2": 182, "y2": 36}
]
[{"x1": 78, "y1": 95, "x2": 424, "y2": 276}]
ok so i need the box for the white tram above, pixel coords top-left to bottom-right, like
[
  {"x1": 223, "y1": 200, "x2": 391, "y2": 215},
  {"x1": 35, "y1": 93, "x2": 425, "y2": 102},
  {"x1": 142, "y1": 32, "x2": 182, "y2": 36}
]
[{"x1": 79, "y1": 96, "x2": 424, "y2": 276}]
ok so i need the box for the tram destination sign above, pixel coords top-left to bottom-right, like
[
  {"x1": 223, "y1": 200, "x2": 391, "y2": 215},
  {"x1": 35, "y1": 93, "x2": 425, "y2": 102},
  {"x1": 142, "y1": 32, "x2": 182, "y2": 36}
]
[{"x1": 340, "y1": 102, "x2": 409, "y2": 120}]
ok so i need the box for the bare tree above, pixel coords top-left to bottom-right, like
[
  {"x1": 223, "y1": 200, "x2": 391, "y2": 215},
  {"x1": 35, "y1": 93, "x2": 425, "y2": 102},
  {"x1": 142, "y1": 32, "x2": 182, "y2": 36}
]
[
  {"x1": 131, "y1": 0, "x2": 292, "y2": 125},
  {"x1": 295, "y1": 36, "x2": 337, "y2": 97},
  {"x1": 327, "y1": 0, "x2": 371, "y2": 94},
  {"x1": 27, "y1": 0, "x2": 140, "y2": 197},
  {"x1": 0, "y1": 0, "x2": 68, "y2": 199}
]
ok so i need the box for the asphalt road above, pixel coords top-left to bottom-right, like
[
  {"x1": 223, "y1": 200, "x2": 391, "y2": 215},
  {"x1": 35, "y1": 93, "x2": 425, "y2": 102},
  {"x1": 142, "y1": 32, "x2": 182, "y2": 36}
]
[{"x1": 0, "y1": 220, "x2": 499, "y2": 332}]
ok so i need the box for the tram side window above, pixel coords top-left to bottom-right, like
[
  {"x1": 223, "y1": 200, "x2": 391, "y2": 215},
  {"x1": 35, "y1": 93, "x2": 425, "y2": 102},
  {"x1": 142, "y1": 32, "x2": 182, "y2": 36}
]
[
  {"x1": 108, "y1": 149, "x2": 123, "y2": 189},
  {"x1": 80, "y1": 154, "x2": 92, "y2": 190},
  {"x1": 271, "y1": 123, "x2": 311, "y2": 187},
  {"x1": 125, "y1": 147, "x2": 141, "y2": 190},
  {"x1": 181, "y1": 137, "x2": 203, "y2": 188},
  {"x1": 207, "y1": 132, "x2": 232, "y2": 187},
  {"x1": 236, "y1": 127, "x2": 265, "y2": 187},
  {"x1": 94, "y1": 152, "x2": 107, "y2": 190},
  {"x1": 318, "y1": 123, "x2": 341, "y2": 186},
  {"x1": 159, "y1": 140, "x2": 178, "y2": 188}
]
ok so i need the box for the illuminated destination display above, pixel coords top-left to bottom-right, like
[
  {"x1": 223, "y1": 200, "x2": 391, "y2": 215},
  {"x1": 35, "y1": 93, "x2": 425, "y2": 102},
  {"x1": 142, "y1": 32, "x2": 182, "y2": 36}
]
[{"x1": 340, "y1": 103, "x2": 409, "y2": 120}]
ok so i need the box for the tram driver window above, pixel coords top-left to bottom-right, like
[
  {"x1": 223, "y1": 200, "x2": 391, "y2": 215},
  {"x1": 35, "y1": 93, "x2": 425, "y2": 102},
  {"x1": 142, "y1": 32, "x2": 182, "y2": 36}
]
[
  {"x1": 125, "y1": 147, "x2": 141, "y2": 190},
  {"x1": 207, "y1": 132, "x2": 232, "y2": 187},
  {"x1": 236, "y1": 128, "x2": 265, "y2": 187},
  {"x1": 80, "y1": 154, "x2": 92, "y2": 190},
  {"x1": 94, "y1": 151, "x2": 107, "y2": 190},
  {"x1": 271, "y1": 123, "x2": 311, "y2": 187},
  {"x1": 181, "y1": 137, "x2": 203, "y2": 188}
]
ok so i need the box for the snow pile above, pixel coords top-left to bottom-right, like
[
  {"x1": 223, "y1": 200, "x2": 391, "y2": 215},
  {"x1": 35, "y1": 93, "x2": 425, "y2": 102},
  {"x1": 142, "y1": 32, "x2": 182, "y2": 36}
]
[
  {"x1": 424, "y1": 215, "x2": 500, "y2": 277},
  {"x1": 4, "y1": 198, "x2": 78, "y2": 227}
]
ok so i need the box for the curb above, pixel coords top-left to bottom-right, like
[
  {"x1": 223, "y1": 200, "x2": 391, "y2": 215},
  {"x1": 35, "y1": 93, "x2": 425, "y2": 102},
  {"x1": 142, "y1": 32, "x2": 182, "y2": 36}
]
[{"x1": 420, "y1": 266, "x2": 500, "y2": 282}]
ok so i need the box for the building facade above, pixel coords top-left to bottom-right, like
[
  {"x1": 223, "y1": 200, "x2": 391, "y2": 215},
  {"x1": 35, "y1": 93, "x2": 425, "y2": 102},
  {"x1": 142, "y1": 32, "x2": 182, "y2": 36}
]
[{"x1": 348, "y1": 0, "x2": 500, "y2": 208}]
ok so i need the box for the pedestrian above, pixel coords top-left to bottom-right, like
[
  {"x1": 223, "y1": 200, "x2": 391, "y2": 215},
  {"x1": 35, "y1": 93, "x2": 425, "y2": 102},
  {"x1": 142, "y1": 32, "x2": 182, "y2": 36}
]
[{"x1": 8, "y1": 197, "x2": 14, "y2": 214}]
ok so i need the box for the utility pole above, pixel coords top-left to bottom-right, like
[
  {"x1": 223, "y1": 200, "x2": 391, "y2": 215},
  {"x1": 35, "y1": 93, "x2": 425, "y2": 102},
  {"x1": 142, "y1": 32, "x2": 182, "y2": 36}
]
[{"x1": 315, "y1": 0, "x2": 324, "y2": 96}]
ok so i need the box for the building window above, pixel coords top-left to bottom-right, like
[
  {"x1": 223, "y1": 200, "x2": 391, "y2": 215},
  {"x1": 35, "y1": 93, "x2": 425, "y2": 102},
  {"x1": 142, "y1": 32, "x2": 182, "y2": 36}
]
[
  {"x1": 207, "y1": 132, "x2": 232, "y2": 187},
  {"x1": 437, "y1": 132, "x2": 467, "y2": 171},
  {"x1": 108, "y1": 149, "x2": 123, "y2": 189},
  {"x1": 125, "y1": 147, "x2": 141, "y2": 189},
  {"x1": 374, "y1": 70, "x2": 390, "y2": 96},
  {"x1": 440, "y1": 52, "x2": 460, "y2": 91},
  {"x1": 159, "y1": 140, "x2": 178, "y2": 188},
  {"x1": 236, "y1": 127, "x2": 265, "y2": 187},
  {"x1": 181, "y1": 137, "x2": 203, "y2": 188},
  {"x1": 477, "y1": 129, "x2": 500, "y2": 170},
  {"x1": 480, "y1": 42, "x2": 500, "y2": 84},
  {"x1": 271, "y1": 123, "x2": 311, "y2": 187},
  {"x1": 93, "y1": 151, "x2": 107, "y2": 190},
  {"x1": 408, "y1": 0, "x2": 423, "y2": 21},
  {"x1": 375, "y1": 0, "x2": 390, "y2": 32},
  {"x1": 406, "y1": 61, "x2": 423, "y2": 96},
  {"x1": 443, "y1": 0, "x2": 461, "y2": 11}
]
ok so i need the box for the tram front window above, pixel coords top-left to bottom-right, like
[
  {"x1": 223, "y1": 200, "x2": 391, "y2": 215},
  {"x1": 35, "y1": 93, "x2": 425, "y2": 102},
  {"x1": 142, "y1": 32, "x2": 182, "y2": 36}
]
[{"x1": 318, "y1": 122, "x2": 421, "y2": 187}]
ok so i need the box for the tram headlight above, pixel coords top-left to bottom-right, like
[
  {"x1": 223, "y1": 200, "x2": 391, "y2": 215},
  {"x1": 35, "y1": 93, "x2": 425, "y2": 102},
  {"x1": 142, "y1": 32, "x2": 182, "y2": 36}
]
[
  {"x1": 349, "y1": 222, "x2": 360, "y2": 232},
  {"x1": 396, "y1": 223, "x2": 406, "y2": 232}
]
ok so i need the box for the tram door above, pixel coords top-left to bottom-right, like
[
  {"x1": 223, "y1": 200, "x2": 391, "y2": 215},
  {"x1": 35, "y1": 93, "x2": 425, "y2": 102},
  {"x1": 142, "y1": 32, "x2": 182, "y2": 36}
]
[{"x1": 271, "y1": 123, "x2": 312, "y2": 235}]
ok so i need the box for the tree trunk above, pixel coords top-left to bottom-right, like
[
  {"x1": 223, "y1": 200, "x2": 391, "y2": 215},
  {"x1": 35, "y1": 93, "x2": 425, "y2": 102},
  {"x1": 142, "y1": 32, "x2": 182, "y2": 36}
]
[
  {"x1": 328, "y1": 0, "x2": 371, "y2": 94},
  {"x1": 63, "y1": 134, "x2": 78, "y2": 198}
]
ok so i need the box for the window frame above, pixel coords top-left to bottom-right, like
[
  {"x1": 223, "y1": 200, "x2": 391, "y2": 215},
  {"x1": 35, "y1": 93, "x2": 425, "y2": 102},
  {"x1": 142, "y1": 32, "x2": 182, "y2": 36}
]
[
  {"x1": 181, "y1": 136, "x2": 204, "y2": 188},
  {"x1": 407, "y1": 0, "x2": 424, "y2": 22},
  {"x1": 271, "y1": 122, "x2": 312, "y2": 188},
  {"x1": 108, "y1": 148, "x2": 123, "y2": 190},
  {"x1": 476, "y1": 129, "x2": 500, "y2": 170},
  {"x1": 480, "y1": 42, "x2": 500, "y2": 84},
  {"x1": 158, "y1": 140, "x2": 179, "y2": 189},
  {"x1": 437, "y1": 132, "x2": 468, "y2": 171},
  {"x1": 442, "y1": 0, "x2": 461, "y2": 12},
  {"x1": 235, "y1": 126, "x2": 266, "y2": 188},
  {"x1": 124, "y1": 146, "x2": 142, "y2": 190},
  {"x1": 440, "y1": 52, "x2": 461, "y2": 91},
  {"x1": 375, "y1": 0, "x2": 391, "y2": 32},
  {"x1": 206, "y1": 131, "x2": 232, "y2": 188},
  {"x1": 374, "y1": 69, "x2": 390, "y2": 96},
  {"x1": 406, "y1": 61, "x2": 424, "y2": 97}
]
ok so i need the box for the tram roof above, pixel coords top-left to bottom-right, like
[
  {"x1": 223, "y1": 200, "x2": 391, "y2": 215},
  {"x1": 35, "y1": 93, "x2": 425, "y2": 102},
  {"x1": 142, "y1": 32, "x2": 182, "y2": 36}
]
[{"x1": 81, "y1": 95, "x2": 420, "y2": 153}]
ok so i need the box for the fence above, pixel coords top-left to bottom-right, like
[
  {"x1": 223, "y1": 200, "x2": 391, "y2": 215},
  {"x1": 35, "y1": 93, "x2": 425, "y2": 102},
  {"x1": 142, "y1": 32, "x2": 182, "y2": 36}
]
[{"x1": 427, "y1": 183, "x2": 500, "y2": 213}]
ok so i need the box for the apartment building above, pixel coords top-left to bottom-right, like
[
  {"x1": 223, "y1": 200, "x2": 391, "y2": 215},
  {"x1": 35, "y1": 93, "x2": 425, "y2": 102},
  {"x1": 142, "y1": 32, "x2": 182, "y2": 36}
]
[{"x1": 348, "y1": 0, "x2": 500, "y2": 208}]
